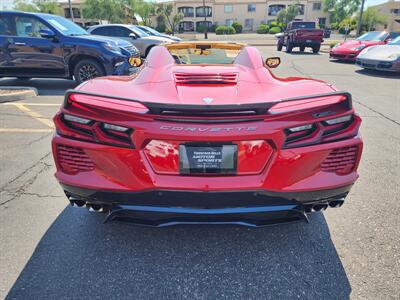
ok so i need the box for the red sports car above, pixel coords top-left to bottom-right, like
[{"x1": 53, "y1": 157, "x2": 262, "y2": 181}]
[
  {"x1": 52, "y1": 42, "x2": 363, "y2": 227},
  {"x1": 330, "y1": 31, "x2": 399, "y2": 61}
]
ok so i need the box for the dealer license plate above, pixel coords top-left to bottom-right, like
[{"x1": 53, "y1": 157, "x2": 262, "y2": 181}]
[{"x1": 179, "y1": 144, "x2": 237, "y2": 175}]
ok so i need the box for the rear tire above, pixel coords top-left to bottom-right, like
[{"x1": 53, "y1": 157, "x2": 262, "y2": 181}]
[
  {"x1": 145, "y1": 45, "x2": 155, "y2": 57},
  {"x1": 277, "y1": 42, "x2": 283, "y2": 51},
  {"x1": 73, "y1": 59, "x2": 105, "y2": 84},
  {"x1": 286, "y1": 41, "x2": 293, "y2": 53},
  {"x1": 312, "y1": 45, "x2": 321, "y2": 54}
]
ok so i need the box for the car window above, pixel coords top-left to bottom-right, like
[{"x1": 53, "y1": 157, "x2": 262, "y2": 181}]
[
  {"x1": 388, "y1": 32, "x2": 400, "y2": 40},
  {"x1": 357, "y1": 31, "x2": 387, "y2": 41},
  {"x1": 91, "y1": 26, "x2": 108, "y2": 35},
  {"x1": 109, "y1": 26, "x2": 131, "y2": 37},
  {"x1": 291, "y1": 22, "x2": 315, "y2": 29},
  {"x1": 15, "y1": 16, "x2": 50, "y2": 38},
  {"x1": 40, "y1": 14, "x2": 88, "y2": 36},
  {"x1": 0, "y1": 16, "x2": 14, "y2": 36}
]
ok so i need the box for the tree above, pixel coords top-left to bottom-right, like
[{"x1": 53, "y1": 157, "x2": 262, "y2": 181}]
[
  {"x1": 13, "y1": 0, "x2": 61, "y2": 14},
  {"x1": 323, "y1": 0, "x2": 361, "y2": 24},
  {"x1": 83, "y1": 0, "x2": 126, "y2": 23},
  {"x1": 277, "y1": 4, "x2": 299, "y2": 24},
  {"x1": 358, "y1": 7, "x2": 386, "y2": 32},
  {"x1": 35, "y1": 0, "x2": 62, "y2": 15},
  {"x1": 13, "y1": 0, "x2": 39, "y2": 12},
  {"x1": 156, "y1": 3, "x2": 183, "y2": 34},
  {"x1": 136, "y1": 1, "x2": 155, "y2": 26}
]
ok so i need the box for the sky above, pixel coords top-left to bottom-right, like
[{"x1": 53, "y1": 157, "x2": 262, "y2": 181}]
[{"x1": 0, "y1": 0, "x2": 394, "y2": 11}]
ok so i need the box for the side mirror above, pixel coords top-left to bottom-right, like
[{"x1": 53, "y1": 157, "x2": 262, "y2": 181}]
[
  {"x1": 129, "y1": 33, "x2": 137, "y2": 39},
  {"x1": 275, "y1": 32, "x2": 284, "y2": 39},
  {"x1": 129, "y1": 57, "x2": 143, "y2": 67},
  {"x1": 265, "y1": 57, "x2": 281, "y2": 68},
  {"x1": 39, "y1": 29, "x2": 56, "y2": 39}
]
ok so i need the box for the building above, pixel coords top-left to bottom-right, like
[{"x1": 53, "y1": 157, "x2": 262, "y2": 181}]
[
  {"x1": 370, "y1": 0, "x2": 400, "y2": 32},
  {"x1": 158, "y1": 0, "x2": 330, "y2": 32},
  {"x1": 59, "y1": 0, "x2": 135, "y2": 28}
]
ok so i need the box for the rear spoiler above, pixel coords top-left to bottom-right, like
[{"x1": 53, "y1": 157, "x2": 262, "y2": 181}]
[{"x1": 64, "y1": 90, "x2": 352, "y2": 115}]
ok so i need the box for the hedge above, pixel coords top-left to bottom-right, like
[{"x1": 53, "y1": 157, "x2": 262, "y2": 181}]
[
  {"x1": 215, "y1": 25, "x2": 236, "y2": 35},
  {"x1": 232, "y1": 22, "x2": 243, "y2": 33},
  {"x1": 257, "y1": 24, "x2": 269, "y2": 34},
  {"x1": 269, "y1": 26, "x2": 282, "y2": 34}
]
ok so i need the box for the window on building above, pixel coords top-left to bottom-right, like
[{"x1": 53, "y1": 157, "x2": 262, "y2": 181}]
[
  {"x1": 248, "y1": 4, "x2": 256, "y2": 12},
  {"x1": 178, "y1": 7, "x2": 194, "y2": 17},
  {"x1": 224, "y1": 4, "x2": 233, "y2": 13},
  {"x1": 196, "y1": 6, "x2": 212, "y2": 17},
  {"x1": 64, "y1": 8, "x2": 71, "y2": 18},
  {"x1": 296, "y1": 4, "x2": 305, "y2": 15},
  {"x1": 390, "y1": 8, "x2": 400, "y2": 16},
  {"x1": 313, "y1": 2, "x2": 322, "y2": 11},
  {"x1": 225, "y1": 19, "x2": 233, "y2": 26},
  {"x1": 72, "y1": 8, "x2": 81, "y2": 18},
  {"x1": 268, "y1": 5, "x2": 285, "y2": 16},
  {"x1": 245, "y1": 18, "x2": 254, "y2": 29},
  {"x1": 179, "y1": 21, "x2": 194, "y2": 32},
  {"x1": 318, "y1": 17, "x2": 326, "y2": 28}
]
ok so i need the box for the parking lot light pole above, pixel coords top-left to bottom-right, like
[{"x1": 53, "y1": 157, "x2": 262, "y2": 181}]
[
  {"x1": 68, "y1": 0, "x2": 74, "y2": 22},
  {"x1": 356, "y1": 0, "x2": 366, "y2": 36},
  {"x1": 203, "y1": 0, "x2": 208, "y2": 39}
]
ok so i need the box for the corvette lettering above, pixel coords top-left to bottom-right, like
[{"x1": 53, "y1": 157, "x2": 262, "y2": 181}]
[{"x1": 159, "y1": 126, "x2": 257, "y2": 132}]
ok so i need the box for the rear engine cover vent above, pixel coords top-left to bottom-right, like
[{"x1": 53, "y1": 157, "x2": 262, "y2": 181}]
[
  {"x1": 57, "y1": 144, "x2": 95, "y2": 174},
  {"x1": 174, "y1": 72, "x2": 238, "y2": 84},
  {"x1": 321, "y1": 146, "x2": 358, "y2": 175}
]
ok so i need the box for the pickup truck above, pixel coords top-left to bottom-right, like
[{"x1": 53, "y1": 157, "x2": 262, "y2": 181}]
[{"x1": 277, "y1": 21, "x2": 324, "y2": 54}]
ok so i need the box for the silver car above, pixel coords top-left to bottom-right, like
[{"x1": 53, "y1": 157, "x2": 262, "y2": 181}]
[
  {"x1": 137, "y1": 25, "x2": 181, "y2": 42},
  {"x1": 356, "y1": 36, "x2": 400, "y2": 73},
  {"x1": 88, "y1": 24, "x2": 173, "y2": 57}
]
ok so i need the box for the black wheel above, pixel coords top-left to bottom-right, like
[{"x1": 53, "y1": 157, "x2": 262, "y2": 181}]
[
  {"x1": 73, "y1": 59, "x2": 105, "y2": 84},
  {"x1": 312, "y1": 45, "x2": 321, "y2": 54},
  {"x1": 300, "y1": 46, "x2": 305, "y2": 52},
  {"x1": 145, "y1": 45, "x2": 154, "y2": 57},
  {"x1": 286, "y1": 41, "x2": 293, "y2": 53},
  {"x1": 277, "y1": 42, "x2": 283, "y2": 51}
]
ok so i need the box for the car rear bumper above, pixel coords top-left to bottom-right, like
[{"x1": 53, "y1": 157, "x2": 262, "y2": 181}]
[{"x1": 63, "y1": 184, "x2": 352, "y2": 227}]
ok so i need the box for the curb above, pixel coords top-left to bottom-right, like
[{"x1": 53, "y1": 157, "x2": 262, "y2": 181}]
[{"x1": 0, "y1": 87, "x2": 38, "y2": 103}]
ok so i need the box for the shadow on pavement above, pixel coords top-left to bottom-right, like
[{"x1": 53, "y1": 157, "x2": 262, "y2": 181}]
[
  {"x1": 6, "y1": 207, "x2": 351, "y2": 299},
  {"x1": 355, "y1": 69, "x2": 400, "y2": 79},
  {"x1": 287, "y1": 51, "x2": 321, "y2": 56},
  {"x1": 0, "y1": 78, "x2": 77, "y2": 96}
]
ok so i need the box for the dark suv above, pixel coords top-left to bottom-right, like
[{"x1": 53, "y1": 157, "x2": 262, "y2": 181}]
[{"x1": 0, "y1": 11, "x2": 140, "y2": 84}]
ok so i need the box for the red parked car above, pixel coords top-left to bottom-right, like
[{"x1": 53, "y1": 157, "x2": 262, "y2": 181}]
[
  {"x1": 52, "y1": 42, "x2": 363, "y2": 227},
  {"x1": 330, "y1": 31, "x2": 400, "y2": 61}
]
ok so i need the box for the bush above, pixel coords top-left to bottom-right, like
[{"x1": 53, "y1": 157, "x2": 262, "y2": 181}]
[
  {"x1": 256, "y1": 24, "x2": 269, "y2": 34},
  {"x1": 196, "y1": 25, "x2": 207, "y2": 33},
  {"x1": 232, "y1": 21, "x2": 243, "y2": 33},
  {"x1": 269, "y1": 26, "x2": 281, "y2": 34},
  {"x1": 156, "y1": 24, "x2": 166, "y2": 33},
  {"x1": 165, "y1": 28, "x2": 172, "y2": 34},
  {"x1": 209, "y1": 24, "x2": 217, "y2": 32},
  {"x1": 215, "y1": 25, "x2": 236, "y2": 35},
  {"x1": 269, "y1": 21, "x2": 278, "y2": 27}
]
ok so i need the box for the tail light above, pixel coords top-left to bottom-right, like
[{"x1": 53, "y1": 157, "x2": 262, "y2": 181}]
[
  {"x1": 54, "y1": 113, "x2": 134, "y2": 148},
  {"x1": 284, "y1": 114, "x2": 360, "y2": 148}
]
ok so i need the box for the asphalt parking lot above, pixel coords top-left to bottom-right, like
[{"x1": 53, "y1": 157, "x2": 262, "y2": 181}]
[{"x1": 0, "y1": 46, "x2": 399, "y2": 299}]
